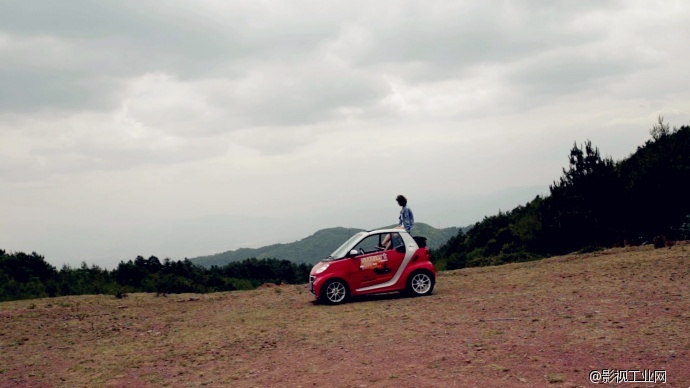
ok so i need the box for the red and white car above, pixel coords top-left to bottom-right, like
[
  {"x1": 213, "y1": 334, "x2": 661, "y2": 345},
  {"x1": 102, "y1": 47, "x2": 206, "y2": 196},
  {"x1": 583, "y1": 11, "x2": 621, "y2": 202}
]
[{"x1": 309, "y1": 228, "x2": 436, "y2": 304}]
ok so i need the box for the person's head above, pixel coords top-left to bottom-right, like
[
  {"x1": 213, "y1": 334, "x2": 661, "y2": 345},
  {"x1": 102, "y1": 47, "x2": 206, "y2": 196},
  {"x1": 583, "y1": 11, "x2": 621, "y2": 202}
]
[{"x1": 396, "y1": 195, "x2": 407, "y2": 207}]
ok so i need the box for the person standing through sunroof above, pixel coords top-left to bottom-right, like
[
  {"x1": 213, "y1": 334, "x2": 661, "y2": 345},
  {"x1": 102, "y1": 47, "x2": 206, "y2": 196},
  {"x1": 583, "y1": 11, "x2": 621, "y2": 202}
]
[{"x1": 379, "y1": 195, "x2": 414, "y2": 249}]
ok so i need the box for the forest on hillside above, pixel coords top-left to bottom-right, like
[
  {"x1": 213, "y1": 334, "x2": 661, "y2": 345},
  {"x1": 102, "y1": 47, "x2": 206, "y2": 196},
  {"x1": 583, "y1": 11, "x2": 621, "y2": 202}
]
[
  {"x1": 0, "y1": 252, "x2": 310, "y2": 302},
  {"x1": 433, "y1": 118, "x2": 690, "y2": 270},
  {"x1": 3, "y1": 119, "x2": 689, "y2": 302}
]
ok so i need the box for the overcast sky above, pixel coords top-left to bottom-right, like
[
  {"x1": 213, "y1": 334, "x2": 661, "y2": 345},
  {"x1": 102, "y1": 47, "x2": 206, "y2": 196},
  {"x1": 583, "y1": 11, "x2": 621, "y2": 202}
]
[{"x1": 2, "y1": 1, "x2": 689, "y2": 268}]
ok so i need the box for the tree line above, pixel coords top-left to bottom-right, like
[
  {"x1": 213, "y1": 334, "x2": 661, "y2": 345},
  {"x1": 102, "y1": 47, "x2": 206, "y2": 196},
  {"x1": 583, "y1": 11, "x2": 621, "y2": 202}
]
[
  {"x1": 0, "y1": 250, "x2": 311, "y2": 302},
  {"x1": 433, "y1": 118, "x2": 690, "y2": 270}
]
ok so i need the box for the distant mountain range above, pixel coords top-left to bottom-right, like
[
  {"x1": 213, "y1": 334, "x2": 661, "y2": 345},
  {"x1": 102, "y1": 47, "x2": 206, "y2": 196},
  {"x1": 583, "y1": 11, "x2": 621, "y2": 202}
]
[{"x1": 191, "y1": 223, "x2": 463, "y2": 267}]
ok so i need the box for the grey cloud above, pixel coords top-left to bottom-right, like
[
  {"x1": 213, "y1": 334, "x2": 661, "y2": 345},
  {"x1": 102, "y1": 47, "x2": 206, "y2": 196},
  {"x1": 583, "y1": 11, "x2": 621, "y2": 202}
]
[
  {"x1": 0, "y1": 0, "x2": 342, "y2": 70},
  {"x1": 0, "y1": 70, "x2": 122, "y2": 113},
  {"x1": 233, "y1": 127, "x2": 319, "y2": 156},
  {"x1": 347, "y1": 1, "x2": 614, "y2": 80},
  {"x1": 0, "y1": 0, "x2": 622, "y2": 119},
  {"x1": 0, "y1": 1, "x2": 357, "y2": 118},
  {"x1": 0, "y1": 2, "x2": 253, "y2": 112},
  {"x1": 0, "y1": 1, "x2": 244, "y2": 56},
  {"x1": 0, "y1": 139, "x2": 225, "y2": 183},
  {"x1": 0, "y1": 109, "x2": 230, "y2": 183},
  {"x1": 0, "y1": 0, "x2": 683, "y2": 163},
  {"x1": 508, "y1": 56, "x2": 636, "y2": 97},
  {"x1": 226, "y1": 70, "x2": 388, "y2": 128}
]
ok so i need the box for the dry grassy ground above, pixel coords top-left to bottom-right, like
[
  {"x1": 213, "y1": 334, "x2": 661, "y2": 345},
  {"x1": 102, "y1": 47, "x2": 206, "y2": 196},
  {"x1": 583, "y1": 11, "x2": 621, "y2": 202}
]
[{"x1": 1, "y1": 245, "x2": 688, "y2": 387}]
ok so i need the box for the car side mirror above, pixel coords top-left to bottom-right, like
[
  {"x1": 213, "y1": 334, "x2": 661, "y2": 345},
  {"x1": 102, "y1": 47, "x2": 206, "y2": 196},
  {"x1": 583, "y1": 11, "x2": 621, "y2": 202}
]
[{"x1": 348, "y1": 249, "x2": 359, "y2": 257}]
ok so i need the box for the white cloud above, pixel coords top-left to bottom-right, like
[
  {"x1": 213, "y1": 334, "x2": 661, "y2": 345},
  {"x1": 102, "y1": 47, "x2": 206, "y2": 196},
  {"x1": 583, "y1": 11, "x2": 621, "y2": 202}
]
[{"x1": 119, "y1": 72, "x2": 225, "y2": 135}]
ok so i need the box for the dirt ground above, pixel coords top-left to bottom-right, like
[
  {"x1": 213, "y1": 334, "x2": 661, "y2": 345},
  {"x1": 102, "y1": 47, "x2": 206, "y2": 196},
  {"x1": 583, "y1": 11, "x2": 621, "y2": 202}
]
[{"x1": 1, "y1": 244, "x2": 688, "y2": 387}]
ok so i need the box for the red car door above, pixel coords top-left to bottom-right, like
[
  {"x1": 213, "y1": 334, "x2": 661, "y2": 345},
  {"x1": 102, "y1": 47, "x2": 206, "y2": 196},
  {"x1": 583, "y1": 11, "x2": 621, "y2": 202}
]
[
  {"x1": 355, "y1": 250, "x2": 390, "y2": 287},
  {"x1": 376, "y1": 245, "x2": 405, "y2": 283},
  {"x1": 349, "y1": 232, "x2": 407, "y2": 289}
]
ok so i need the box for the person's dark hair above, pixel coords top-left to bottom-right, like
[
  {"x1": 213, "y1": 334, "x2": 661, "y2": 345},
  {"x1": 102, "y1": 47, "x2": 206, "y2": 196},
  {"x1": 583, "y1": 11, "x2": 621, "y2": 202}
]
[{"x1": 396, "y1": 195, "x2": 407, "y2": 206}]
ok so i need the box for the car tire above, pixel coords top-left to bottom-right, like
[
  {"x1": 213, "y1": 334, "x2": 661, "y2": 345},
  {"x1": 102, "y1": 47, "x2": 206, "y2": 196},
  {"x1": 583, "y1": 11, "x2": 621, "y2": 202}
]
[
  {"x1": 406, "y1": 271, "x2": 435, "y2": 297},
  {"x1": 321, "y1": 279, "x2": 349, "y2": 305}
]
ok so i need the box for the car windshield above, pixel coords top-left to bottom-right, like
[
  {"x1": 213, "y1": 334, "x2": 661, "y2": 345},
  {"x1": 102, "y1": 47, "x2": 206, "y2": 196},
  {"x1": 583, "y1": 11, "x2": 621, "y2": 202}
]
[{"x1": 324, "y1": 232, "x2": 366, "y2": 261}]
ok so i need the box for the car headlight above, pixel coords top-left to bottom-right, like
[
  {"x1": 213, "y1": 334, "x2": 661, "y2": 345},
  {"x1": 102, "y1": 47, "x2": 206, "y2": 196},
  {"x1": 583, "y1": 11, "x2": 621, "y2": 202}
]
[{"x1": 315, "y1": 263, "x2": 329, "y2": 274}]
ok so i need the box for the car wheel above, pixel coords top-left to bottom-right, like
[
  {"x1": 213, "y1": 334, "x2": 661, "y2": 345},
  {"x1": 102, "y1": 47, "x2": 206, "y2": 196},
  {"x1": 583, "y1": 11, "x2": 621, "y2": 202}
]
[
  {"x1": 407, "y1": 271, "x2": 435, "y2": 296},
  {"x1": 321, "y1": 279, "x2": 349, "y2": 305}
]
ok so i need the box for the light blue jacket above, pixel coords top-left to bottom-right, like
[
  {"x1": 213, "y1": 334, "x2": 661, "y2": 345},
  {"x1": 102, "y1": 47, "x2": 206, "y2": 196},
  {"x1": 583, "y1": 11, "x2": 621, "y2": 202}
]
[{"x1": 399, "y1": 206, "x2": 414, "y2": 232}]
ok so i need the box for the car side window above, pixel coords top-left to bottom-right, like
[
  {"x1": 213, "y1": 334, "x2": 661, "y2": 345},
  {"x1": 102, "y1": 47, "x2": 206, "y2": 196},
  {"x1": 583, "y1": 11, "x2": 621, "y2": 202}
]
[
  {"x1": 353, "y1": 234, "x2": 383, "y2": 254},
  {"x1": 391, "y1": 233, "x2": 405, "y2": 252},
  {"x1": 352, "y1": 233, "x2": 405, "y2": 254}
]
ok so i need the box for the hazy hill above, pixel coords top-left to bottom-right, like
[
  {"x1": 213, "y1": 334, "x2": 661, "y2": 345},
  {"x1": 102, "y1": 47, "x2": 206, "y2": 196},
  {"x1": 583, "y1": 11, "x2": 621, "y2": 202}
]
[{"x1": 191, "y1": 223, "x2": 461, "y2": 268}]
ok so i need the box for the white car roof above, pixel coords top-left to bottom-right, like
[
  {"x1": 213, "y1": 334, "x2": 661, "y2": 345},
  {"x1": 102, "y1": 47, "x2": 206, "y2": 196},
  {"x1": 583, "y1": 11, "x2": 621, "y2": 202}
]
[{"x1": 367, "y1": 228, "x2": 410, "y2": 234}]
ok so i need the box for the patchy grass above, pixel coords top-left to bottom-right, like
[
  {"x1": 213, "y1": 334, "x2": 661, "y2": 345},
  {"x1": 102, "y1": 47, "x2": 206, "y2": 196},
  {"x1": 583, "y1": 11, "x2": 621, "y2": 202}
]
[{"x1": 1, "y1": 244, "x2": 689, "y2": 386}]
